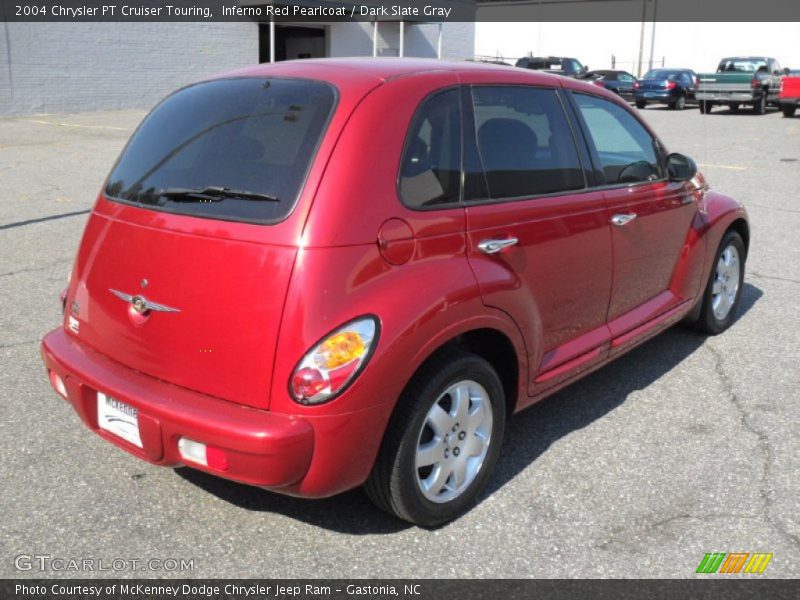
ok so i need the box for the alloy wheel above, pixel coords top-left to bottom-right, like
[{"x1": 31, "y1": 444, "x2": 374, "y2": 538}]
[
  {"x1": 415, "y1": 380, "x2": 493, "y2": 504},
  {"x1": 711, "y1": 244, "x2": 741, "y2": 320}
]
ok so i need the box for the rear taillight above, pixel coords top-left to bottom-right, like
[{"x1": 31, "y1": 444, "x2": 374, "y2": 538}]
[
  {"x1": 667, "y1": 81, "x2": 677, "y2": 89},
  {"x1": 593, "y1": 80, "x2": 605, "y2": 88},
  {"x1": 633, "y1": 82, "x2": 641, "y2": 89},
  {"x1": 290, "y1": 316, "x2": 379, "y2": 405},
  {"x1": 752, "y1": 78, "x2": 761, "y2": 88}
]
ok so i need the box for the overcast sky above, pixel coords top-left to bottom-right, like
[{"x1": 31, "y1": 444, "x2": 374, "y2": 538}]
[{"x1": 476, "y1": 23, "x2": 800, "y2": 74}]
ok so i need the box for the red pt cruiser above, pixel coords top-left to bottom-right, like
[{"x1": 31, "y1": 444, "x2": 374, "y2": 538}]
[{"x1": 41, "y1": 59, "x2": 749, "y2": 526}]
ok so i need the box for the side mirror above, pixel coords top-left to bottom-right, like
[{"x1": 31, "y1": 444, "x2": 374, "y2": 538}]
[
  {"x1": 666, "y1": 153, "x2": 697, "y2": 182},
  {"x1": 583, "y1": 65, "x2": 589, "y2": 73},
  {"x1": 783, "y1": 67, "x2": 791, "y2": 75}
]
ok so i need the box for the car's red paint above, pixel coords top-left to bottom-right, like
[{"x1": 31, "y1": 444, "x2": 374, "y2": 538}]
[
  {"x1": 779, "y1": 73, "x2": 800, "y2": 100},
  {"x1": 778, "y1": 73, "x2": 800, "y2": 115},
  {"x1": 42, "y1": 59, "x2": 748, "y2": 500}
]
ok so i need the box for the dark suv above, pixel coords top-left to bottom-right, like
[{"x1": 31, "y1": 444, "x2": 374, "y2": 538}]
[{"x1": 516, "y1": 56, "x2": 587, "y2": 78}]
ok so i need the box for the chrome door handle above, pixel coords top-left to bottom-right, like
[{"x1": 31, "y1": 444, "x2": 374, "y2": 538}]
[
  {"x1": 611, "y1": 213, "x2": 637, "y2": 226},
  {"x1": 477, "y1": 237, "x2": 519, "y2": 254}
]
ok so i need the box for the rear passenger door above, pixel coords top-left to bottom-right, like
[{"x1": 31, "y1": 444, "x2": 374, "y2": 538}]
[{"x1": 462, "y1": 85, "x2": 614, "y2": 397}]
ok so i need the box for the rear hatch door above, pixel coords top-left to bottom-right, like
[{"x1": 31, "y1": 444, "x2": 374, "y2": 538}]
[{"x1": 66, "y1": 76, "x2": 344, "y2": 409}]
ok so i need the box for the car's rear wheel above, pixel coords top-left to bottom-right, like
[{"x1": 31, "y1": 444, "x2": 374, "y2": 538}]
[
  {"x1": 365, "y1": 352, "x2": 506, "y2": 527},
  {"x1": 673, "y1": 94, "x2": 687, "y2": 110},
  {"x1": 729, "y1": 103, "x2": 740, "y2": 113},
  {"x1": 693, "y1": 230, "x2": 746, "y2": 335},
  {"x1": 782, "y1": 104, "x2": 797, "y2": 118},
  {"x1": 635, "y1": 100, "x2": 647, "y2": 109},
  {"x1": 700, "y1": 100, "x2": 714, "y2": 114},
  {"x1": 753, "y1": 93, "x2": 767, "y2": 115}
]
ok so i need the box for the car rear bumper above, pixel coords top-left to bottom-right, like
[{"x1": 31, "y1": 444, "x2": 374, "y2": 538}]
[
  {"x1": 634, "y1": 90, "x2": 677, "y2": 103},
  {"x1": 41, "y1": 327, "x2": 315, "y2": 489},
  {"x1": 696, "y1": 91, "x2": 755, "y2": 102}
]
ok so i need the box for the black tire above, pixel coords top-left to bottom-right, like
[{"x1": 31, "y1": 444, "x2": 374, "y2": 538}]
[
  {"x1": 365, "y1": 352, "x2": 506, "y2": 527},
  {"x1": 635, "y1": 100, "x2": 647, "y2": 109},
  {"x1": 699, "y1": 100, "x2": 714, "y2": 114},
  {"x1": 674, "y1": 94, "x2": 687, "y2": 110},
  {"x1": 693, "y1": 230, "x2": 746, "y2": 335},
  {"x1": 782, "y1": 104, "x2": 797, "y2": 118},
  {"x1": 753, "y1": 93, "x2": 767, "y2": 115},
  {"x1": 729, "y1": 103, "x2": 740, "y2": 113}
]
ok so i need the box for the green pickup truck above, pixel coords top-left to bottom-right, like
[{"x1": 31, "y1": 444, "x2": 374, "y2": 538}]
[{"x1": 696, "y1": 56, "x2": 784, "y2": 114}]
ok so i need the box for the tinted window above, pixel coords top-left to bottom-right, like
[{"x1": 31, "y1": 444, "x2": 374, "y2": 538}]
[
  {"x1": 717, "y1": 58, "x2": 768, "y2": 73},
  {"x1": 399, "y1": 89, "x2": 462, "y2": 208},
  {"x1": 618, "y1": 73, "x2": 635, "y2": 83},
  {"x1": 105, "y1": 78, "x2": 335, "y2": 224},
  {"x1": 643, "y1": 69, "x2": 685, "y2": 80},
  {"x1": 469, "y1": 86, "x2": 584, "y2": 200},
  {"x1": 574, "y1": 93, "x2": 664, "y2": 185}
]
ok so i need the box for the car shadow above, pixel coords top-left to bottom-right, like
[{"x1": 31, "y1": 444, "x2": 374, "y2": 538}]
[
  {"x1": 640, "y1": 105, "x2": 700, "y2": 111},
  {"x1": 699, "y1": 107, "x2": 782, "y2": 116},
  {"x1": 177, "y1": 282, "x2": 762, "y2": 533}
]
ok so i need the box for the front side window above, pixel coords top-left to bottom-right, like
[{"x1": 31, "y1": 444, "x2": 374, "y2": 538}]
[
  {"x1": 105, "y1": 77, "x2": 336, "y2": 224},
  {"x1": 399, "y1": 89, "x2": 462, "y2": 208},
  {"x1": 469, "y1": 86, "x2": 585, "y2": 200},
  {"x1": 573, "y1": 93, "x2": 664, "y2": 185}
]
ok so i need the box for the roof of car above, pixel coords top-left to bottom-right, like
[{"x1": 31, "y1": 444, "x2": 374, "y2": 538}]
[
  {"x1": 204, "y1": 58, "x2": 625, "y2": 106},
  {"x1": 218, "y1": 57, "x2": 543, "y2": 81}
]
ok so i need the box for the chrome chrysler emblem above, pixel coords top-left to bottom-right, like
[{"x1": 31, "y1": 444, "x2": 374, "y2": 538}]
[{"x1": 109, "y1": 289, "x2": 180, "y2": 314}]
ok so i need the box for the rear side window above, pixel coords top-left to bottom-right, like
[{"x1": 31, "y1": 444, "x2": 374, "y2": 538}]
[
  {"x1": 105, "y1": 78, "x2": 336, "y2": 224},
  {"x1": 573, "y1": 93, "x2": 664, "y2": 185},
  {"x1": 399, "y1": 89, "x2": 462, "y2": 208},
  {"x1": 468, "y1": 86, "x2": 585, "y2": 200}
]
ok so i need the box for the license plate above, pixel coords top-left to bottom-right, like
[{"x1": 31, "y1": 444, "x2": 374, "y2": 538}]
[
  {"x1": 644, "y1": 92, "x2": 656, "y2": 97},
  {"x1": 97, "y1": 393, "x2": 142, "y2": 448}
]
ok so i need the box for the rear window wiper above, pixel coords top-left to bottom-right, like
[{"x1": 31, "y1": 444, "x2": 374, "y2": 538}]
[{"x1": 158, "y1": 186, "x2": 279, "y2": 202}]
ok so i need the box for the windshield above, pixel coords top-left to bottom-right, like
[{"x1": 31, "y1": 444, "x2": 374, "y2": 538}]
[
  {"x1": 717, "y1": 59, "x2": 768, "y2": 73},
  {"x1": 105, "y1": 77, "x2": 336, "y2": 224}
]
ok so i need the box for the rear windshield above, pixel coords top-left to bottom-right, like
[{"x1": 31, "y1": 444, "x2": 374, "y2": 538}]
[
  {"x1": 717, "y1": 58, "x2": 768, "y2": 73},
  {"x1": 643, "y1": 70, "x2": 684, "y2": 80},
  {"x1": 104, "y1": 77, "x2": 336, "y2": 224}
]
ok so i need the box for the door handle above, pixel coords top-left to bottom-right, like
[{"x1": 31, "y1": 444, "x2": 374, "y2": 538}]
[
  {"x1": 611, "y1": 213, "x2": 637, "y2": 227},
  {"x1": 477, "y1": 237, "x2": 519, "y2": 254}
]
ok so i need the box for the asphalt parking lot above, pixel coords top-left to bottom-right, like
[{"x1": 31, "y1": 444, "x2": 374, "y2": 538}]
[{"x1": 1, "y1": 103, "x2": 798, "y2": 579}]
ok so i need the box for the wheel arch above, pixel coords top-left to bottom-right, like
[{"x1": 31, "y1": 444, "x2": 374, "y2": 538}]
[
  {"x1": 727, "y1": 217, "x2": 750, "y2": 260},
  {"x1": 411, "y1": 328, "x2": 521, "y2": 419}
]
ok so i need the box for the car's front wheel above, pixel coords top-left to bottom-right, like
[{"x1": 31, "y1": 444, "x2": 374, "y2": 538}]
[
  {"x1": 782, "y1": 104, "x2": 797, "y2": 118},
  {"x1": 693, "y1": 230, "x2": 746, "y2": 335},
  {"x1": 365, "y1": 352, "x2": 506, "y2": 527}
]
